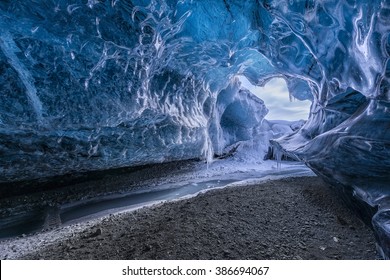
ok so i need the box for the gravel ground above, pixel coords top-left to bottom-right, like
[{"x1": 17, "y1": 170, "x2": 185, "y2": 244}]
[{"x1": 12, "y1": 176, "x2": 378, "y2": 260}]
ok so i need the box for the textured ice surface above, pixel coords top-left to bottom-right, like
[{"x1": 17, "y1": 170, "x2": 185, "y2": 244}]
[{"x1": 0, "y1": 0, "x2": 389, "y2": 257}]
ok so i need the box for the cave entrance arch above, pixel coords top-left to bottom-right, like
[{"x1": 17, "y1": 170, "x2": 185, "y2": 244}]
[
  {"x1": 239, "y1": 76, "x2": 311, "y2": 121},
  {"x1": 231, "y1": 76, "x2": 312, "y2": 162}
]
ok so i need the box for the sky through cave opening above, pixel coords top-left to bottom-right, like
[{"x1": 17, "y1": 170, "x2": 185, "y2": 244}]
[{"x1": 239, "y1": 76, "x2": 312, "y2": 121}]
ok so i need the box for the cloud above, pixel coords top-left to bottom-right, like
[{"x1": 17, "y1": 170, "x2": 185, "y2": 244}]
[{"x1": 239, "y1": 77, "x2": 311, "y2": 121}]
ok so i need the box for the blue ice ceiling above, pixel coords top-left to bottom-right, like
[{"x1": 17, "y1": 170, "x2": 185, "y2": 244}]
[{"x1": 0, "y1": 0, "x2": 389, "y2": 257}]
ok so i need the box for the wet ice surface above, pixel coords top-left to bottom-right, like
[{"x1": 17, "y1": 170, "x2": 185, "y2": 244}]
[{"x1": 0, "y1": 160, "x2": 313, "y2": 240}]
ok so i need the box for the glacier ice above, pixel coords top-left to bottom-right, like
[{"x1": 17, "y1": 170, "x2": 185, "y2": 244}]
[{"x1": 0, "y1": 0, "x2": 389, "y2": 257}]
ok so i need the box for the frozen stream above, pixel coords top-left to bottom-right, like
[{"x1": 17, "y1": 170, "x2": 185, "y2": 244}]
[{"x1": 0, "y1": 160, "x2": 314, "y2": 239}]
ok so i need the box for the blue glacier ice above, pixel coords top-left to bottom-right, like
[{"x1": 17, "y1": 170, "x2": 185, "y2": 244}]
[{"x1": 0, "y1": 0, "x2": 389, "y2": 258}]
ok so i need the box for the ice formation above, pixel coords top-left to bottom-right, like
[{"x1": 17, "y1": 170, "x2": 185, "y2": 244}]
[{"x1": 0, "y1": 1, "x2": 389, "y2": 257}]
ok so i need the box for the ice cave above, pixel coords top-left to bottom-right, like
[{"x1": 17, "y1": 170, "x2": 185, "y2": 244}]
[{"x1": 0, "y1": 0, "x2": 389, "y2": 259}]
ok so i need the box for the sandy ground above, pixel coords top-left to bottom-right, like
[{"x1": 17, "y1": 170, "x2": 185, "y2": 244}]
[{"x1": 1, "y1": 176, "x2": 379, "y2": 260}]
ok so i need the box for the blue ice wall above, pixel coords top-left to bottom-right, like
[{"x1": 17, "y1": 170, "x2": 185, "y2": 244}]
[
  {"x1": 0, "y1": 0, "x2": 389, "y2": 257},
  {"x1": 0, "y1": 0, "x2": 283, "y2": 181}
]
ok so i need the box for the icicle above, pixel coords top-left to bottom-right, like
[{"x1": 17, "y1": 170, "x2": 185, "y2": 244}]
[
  {"x1": 202, "y1": 129, "x2": 214, "y2": 169},
  {"x1": 273, "y1": 146, "x2": 283, "y2": 170}
]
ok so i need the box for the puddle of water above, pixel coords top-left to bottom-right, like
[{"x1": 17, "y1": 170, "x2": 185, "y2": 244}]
[
  {"x1": 0, "y1": 212, "x2": 45, "y2": 239},
  {"x1": 60, "y1": 179, "x2": 237, "y2": 225}
]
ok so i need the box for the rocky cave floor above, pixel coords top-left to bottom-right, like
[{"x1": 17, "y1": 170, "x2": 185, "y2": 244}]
[{"x1": 1, "y1": 176, "x2": 380, "y2": 260}]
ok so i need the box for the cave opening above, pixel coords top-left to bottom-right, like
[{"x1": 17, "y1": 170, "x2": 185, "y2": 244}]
[
  {"x1": 221, "y1": 76, "x2": 313, "y2": 163},
  {"x1": 239, "y1": 76, "x2": 312, "y2": 121}
]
